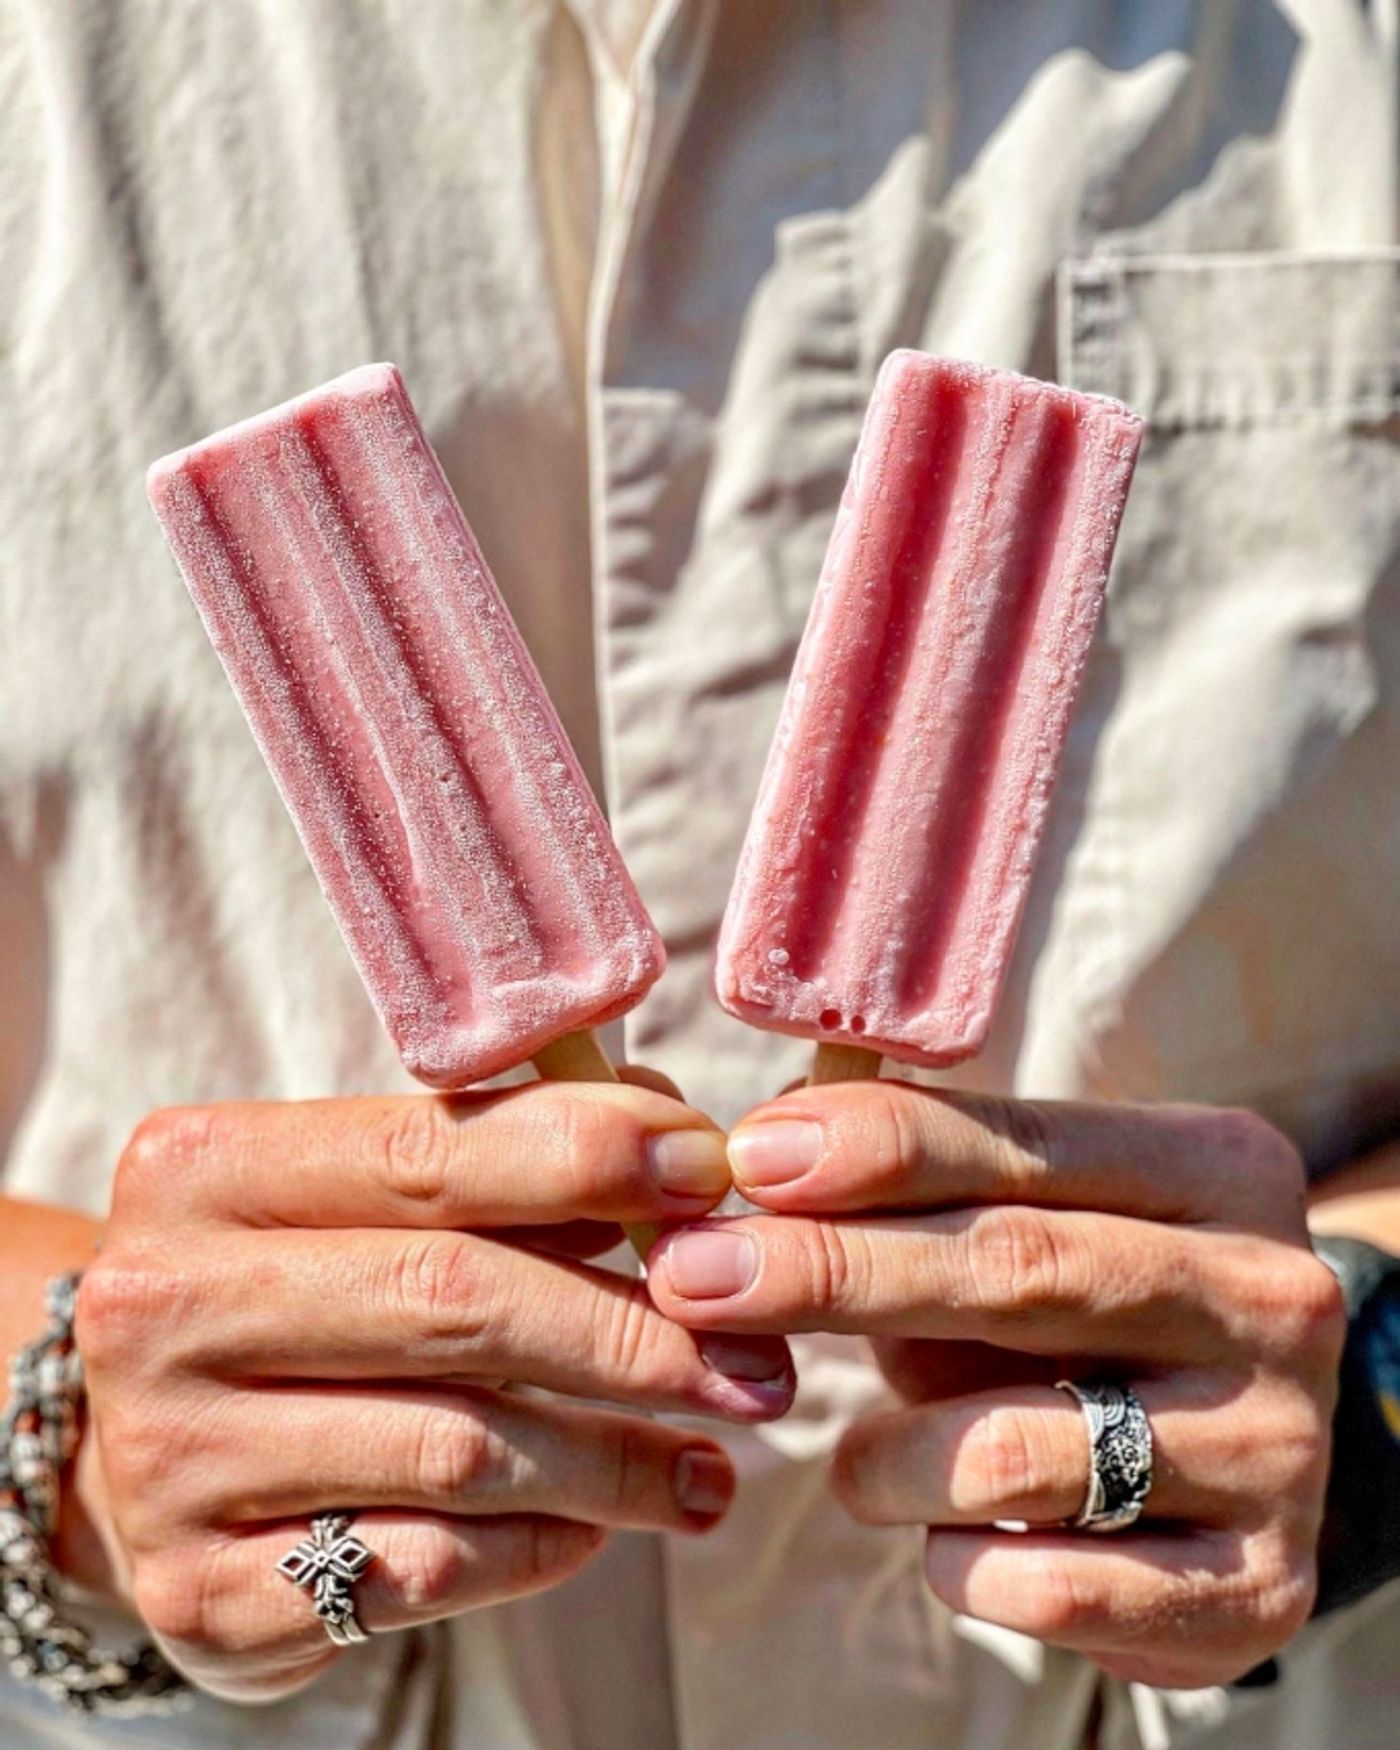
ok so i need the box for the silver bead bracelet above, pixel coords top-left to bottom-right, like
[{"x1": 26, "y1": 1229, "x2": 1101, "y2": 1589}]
[{"x1": 1, "y1": 1272, "x2": 189, "y2": 1716}]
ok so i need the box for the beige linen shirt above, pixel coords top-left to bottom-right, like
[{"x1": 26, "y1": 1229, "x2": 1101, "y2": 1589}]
[{"x1": 2, "y1": 2, "x2": 1398, "y2": 1745}]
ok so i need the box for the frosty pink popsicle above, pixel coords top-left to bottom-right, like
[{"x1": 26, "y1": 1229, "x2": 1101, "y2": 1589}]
[
  {"x1": 716, "y1": 351, "x2": 1143, "y2": 1076},
  {"x1": 148, "y1": 364, "x2": 664, "y2": 1092}
]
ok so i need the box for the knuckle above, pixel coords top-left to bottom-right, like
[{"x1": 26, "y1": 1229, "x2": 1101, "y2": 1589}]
[
  {"x1": 1292, "y1": 1255, "x2": 1348, "y2": 1364},
  {"x1": 1214, "y1": 1108, "x2": 1302, "y2": 1181},
  {"x1": 1246, "y1": 1536, "x2": 1316, "y2": 1642},
  {"x1": 1263, "y1": 1393, "x2": 1334, "y2": 1501},
  {"x1": 602, "y1": 1422, "x2": 643, "y2": 1513},
  {"x1": 852, "y1": 1086, "x2": 928, "y2": 1190},
  {"x1": 386, "y1": 1235, "x2": 490, "y2": 1346},
  {"x1": 801, "y1": 1223, "x2": 869, "y2": 1317},
  {"x1": 75, "y1": 1257, "x2": 182, "y2": 1368},
  {"x1": 118, "y1": 1113, "x2": 174, "y2": 1190},
  {"x1": 1246, "y1": 1365, "x2": 1337, "y2": 1505},
  {"x1": 547, "y1": 1091, "x2": 630, "y2": 1208},
  {"x1": 99, "y1": 1406, "x2": 173, "y2": 1501},
  {"x1": 596, "y1": 1281, "x2": 668, "y2": 1381},
  {"x1": 72, "y1": 1265, "x2": 129, "y2": 1367},
  {"x1": 127, "y1": 1105, "x2": 200, "y2": 1163},
  {"x1": 115, "y1": 1107, "x2": 243, "y2": 1221},
  {"x1": 1017, "y1": 1554, "x2": 1106, "y2": 1640},
  {"x1": 411, "y1": 1407, "x2": 504, "y2": 1499},
  {"x1": 964, "y1": 1408, "x2": 1055, "y2": 1518},
  {"x1": 970, "y1": 1206, "x2": 1077, "y2": 1317},
  {"x1": 1206, "y1": 1109, "x2": 1308, "y2": 1223},
  {"x1": 829, "y1": 1423, "x2": 879, "y2": 1517},
  {"x1": 394, "y1": 1528, "x2": 469, "y2": 1613},
  {"x1": 1251, "y1": 1250, "x2": 1347, "y2": 1368},
  {"x1": 376, "y1": 1102, "x2": 453, "y2": 1210},
  {"x1": 1268, "y1": 1567, "x2": 1317, "y2": 1644},
  {"x1": 99, "y1": 1397, "x2": 222, "y2": 1530},
  {"x1": 515, "y1": 1518, "x2": 599, "y2": 1589},
  {"x1": 601, "y1": 1420, "x2": 675, "y2": 1517},
  {"x1": 131, "y1": 1548, "x2": 221, "y2": 1651},
  {"x1": 115, "y1": 1109, "x2": 195, "y2": 1207}
]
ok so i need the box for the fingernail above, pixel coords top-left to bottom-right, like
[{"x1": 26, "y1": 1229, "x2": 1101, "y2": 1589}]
[
  {"x1": 728, "y1": 1121, "x2": 822, "y2": 1187},
  {"x1": 659, "y1": 1229, "x2": 757, "y2": 1299},
  {"x1": 675, "y1": 1449, "x2": 735, "y2": 1521},
  {"x1": 647, "y1": 1129, "x2": 731, "y2": 1199},
  {"x1": 695, "y1": 1335, "x2": 795, "y2": 1420},
  {"x1": 697, "y1": 1335, "x2": 789, "y2": 1382}
]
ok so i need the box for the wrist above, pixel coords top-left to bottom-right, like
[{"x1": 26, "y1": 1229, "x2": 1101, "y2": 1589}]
[
  {"x1": 1, "y1": 1269, "x2": 189, "y2": 1717},
  {"x1": 0, "y1": 1200, "x2": 113, "y2": 1595},
  {"x1": 0, "y1": 1199, "x2": 101, "y2": 1338}
]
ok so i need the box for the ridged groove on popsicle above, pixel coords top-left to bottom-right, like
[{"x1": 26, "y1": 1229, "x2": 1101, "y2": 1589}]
[
  {"x1": 928, "y1": 389, "x2": 1138, "y2": 1044},
  {"x1": 150, "y1": 366, "x2": 663, "y2": 1087},
  {"x1": 717, "y1": 353, "x2": 1142, "y2": 1066},
  {"x1": 837, "y1": 377, "x2": 1078, "y2": 1025}
]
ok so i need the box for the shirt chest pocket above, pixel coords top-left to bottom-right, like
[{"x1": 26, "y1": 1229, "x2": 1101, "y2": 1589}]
[{"x1": 1039, "y1": 250, "x2": 1400, "y2": 1169}]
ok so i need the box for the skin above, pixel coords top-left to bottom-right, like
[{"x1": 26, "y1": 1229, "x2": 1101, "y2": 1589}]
[
  {"x1": 8, "y1": 1071, "x2": 795, "y2": 1703},
  {"x1": 1309, "y1": 1140, "x2": 1400, "y2": 1253},
  {"x1": 644, "y1": 1082, "x2": 1388, "y2": 1690},
  {"x1": 4, "y1": 1083, "x2": 1394, "y2": 1702}
]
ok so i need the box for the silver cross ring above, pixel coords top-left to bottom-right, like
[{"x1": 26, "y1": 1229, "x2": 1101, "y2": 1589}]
[{"x1": 276, "y1": 1512, "x2": 375, "y2": 1645}]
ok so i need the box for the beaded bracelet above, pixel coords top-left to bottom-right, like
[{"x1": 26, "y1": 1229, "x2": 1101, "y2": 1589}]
[{"x1": 1, "y1": 1273, "x2": 189, "y2": 1716}]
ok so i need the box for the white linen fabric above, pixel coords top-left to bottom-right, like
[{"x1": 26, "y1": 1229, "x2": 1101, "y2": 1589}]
[{"x1": 2, "y1": 2, "x2": 1397, "y2": 1744}]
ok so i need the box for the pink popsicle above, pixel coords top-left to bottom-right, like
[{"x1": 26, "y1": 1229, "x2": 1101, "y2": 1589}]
[
  {"x1": 148, "y1": 364, "x2": 664, "y2": 1091},
  {"x1": 716, "y1": 350, "x2": 1143, "y2": 1073}
]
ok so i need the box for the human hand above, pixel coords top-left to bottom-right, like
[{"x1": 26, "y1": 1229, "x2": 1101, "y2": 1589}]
[
  {"x1": 646, "y1": 1085, "x2": 1344, "y2": 1687},
  {"x1": 76, "y1": 1080, "x2": 793, "y2": 1701}
]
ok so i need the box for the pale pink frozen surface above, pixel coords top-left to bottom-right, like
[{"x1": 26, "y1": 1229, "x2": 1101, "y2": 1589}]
[
  {"x1": 716, "y1": 351, "x2": 1143, "y2": 1069},
  {"x1": 148, "y1": 364, "x2": 664, "y2": 1088}
]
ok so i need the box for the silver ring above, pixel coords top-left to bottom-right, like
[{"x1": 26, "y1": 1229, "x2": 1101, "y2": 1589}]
[
  {"x1": 276, "y1": 1512, "x2": 375, "y2": 1645},
  {"x1": 1055, "y1": 1379, "x2": 1154, "y2": 1533}
]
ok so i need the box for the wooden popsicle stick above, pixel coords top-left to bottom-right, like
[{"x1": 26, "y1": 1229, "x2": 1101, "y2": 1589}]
[
  {"x1": 532, "y1": 1029, "x2": 619, "y2": 1084},
  {"x1": 809, "y1": 1043, "x2": 884, "y2": 1085},
  {"x1": 532, "y1": 1029, "x2": 658, "y2": 1262}
]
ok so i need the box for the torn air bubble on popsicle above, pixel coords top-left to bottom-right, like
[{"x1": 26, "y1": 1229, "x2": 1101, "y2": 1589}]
[{"x1": 715, "y1": 350, "x2": 1144, "y2": 1086}]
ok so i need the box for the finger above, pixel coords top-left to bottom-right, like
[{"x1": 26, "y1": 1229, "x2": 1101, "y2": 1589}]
[
  {"x1": 118, "y1": 1084, "x2": 732, "y2": 1230},
  {"x1": 618, "y1": 1064, "x2": 686, "y2": 1101},
  {"x1": 646, "y1": 1211, "x2": 1270, "y2": 1362},
  {"x1": 726, "y1": 1085, "x2": 1304, "y2": 1230},
  {"x1": 142, "y1": 1513, "x2": 608, "y2": 1696},
  {"x1": 870, "y1": 1339, "x2": 1054, "y2": 1404},
  {"x1": 833, "y1": 1375, "x2": 1272, "y2": 1529},
  {"x1": 191, "y1": 1386, "x2": 734, "y2": 1537},
  {"x1": 922, "y1": 1524, "x2": 1310, "y2": 1686},
  {"x1": 164, "y1": 1228, "x2": 795, "y2": 1421},
  {"x1": 490, "y1": 1221, "x2": 629, "y2": 1260}
]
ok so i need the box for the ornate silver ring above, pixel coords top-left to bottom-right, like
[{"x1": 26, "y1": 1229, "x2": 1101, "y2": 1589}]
[
  {"x1": 276, "y1": 1512, "x2": 375, "y2": 1645},
  {"x1": 1055, "y1": 1379, "x2": 1154, "y2": 1533}
]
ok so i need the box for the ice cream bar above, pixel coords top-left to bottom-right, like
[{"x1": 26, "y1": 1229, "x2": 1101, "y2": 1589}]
[
  {"x1": 716, "y1": 351, "x2": 1143, "y2": 1075},
  {"x1": 148, "y1": 364, "x2": 665, "y2": 1091}
]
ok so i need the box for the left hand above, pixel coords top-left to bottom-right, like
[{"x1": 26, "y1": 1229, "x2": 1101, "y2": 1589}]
[{"x1": 646, "y1": 1084, "x2": 1346, "y2": 1688}]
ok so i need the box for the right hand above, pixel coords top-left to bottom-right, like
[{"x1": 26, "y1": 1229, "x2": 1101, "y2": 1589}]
[{"x1": 75, "y1": 1081, "x2": 792, "y2": 1702}]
